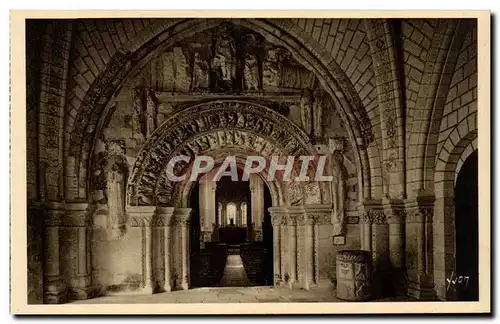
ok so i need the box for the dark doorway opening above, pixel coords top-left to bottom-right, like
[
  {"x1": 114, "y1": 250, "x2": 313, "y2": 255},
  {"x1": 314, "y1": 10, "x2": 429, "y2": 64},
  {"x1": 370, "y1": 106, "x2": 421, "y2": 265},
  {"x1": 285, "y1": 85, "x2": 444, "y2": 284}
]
[
  {"x1": 454, "y1": 150, "x2": 479, "y2": 301},
  {"x1": 188, "y1": 171, "x2": 274, "y2": 288}
]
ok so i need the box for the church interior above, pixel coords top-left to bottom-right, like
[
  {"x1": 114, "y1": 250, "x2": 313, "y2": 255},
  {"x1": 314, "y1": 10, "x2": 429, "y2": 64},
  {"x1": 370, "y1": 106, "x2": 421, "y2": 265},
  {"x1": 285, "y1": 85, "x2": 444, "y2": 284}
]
[{"x1": 25, "y1": 18, "x2": 479, "y2": 304}]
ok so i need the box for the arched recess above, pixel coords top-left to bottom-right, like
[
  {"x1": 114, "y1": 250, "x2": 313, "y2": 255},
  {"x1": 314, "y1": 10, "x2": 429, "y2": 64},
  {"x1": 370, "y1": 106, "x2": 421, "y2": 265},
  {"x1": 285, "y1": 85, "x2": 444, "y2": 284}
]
[
  {"x1": 127, "y1": 100, "x2": 323, "y2": 208},
  {"x1": 65, "y1": 18, "x2": 374, "y2": 205},
  {"x1": 406, "y1": 19, "x2": 473, "y2": 196},
  {"x1": 432, "y1": 129, "x2": 477, "y2": 300}
]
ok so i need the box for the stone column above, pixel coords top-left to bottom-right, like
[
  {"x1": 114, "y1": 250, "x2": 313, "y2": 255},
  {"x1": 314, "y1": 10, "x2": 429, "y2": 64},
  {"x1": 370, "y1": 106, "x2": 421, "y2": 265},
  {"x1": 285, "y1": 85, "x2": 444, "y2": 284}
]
[
  {"x1": 128, "y1": 206, "x2": 156, "y2": 294},
  {"x1": 65, "y1": 203, "x2": 95, "y2": 300},
  {"x1": 250, "y1": 175, "x2": 264, "y2": 241},
  {"x1": 303, "y1": 205, "x2": 331, "y2": 288},
  {"x1": 287, "y1": 213, "x2": 298, "y2": 288},
  {"x1": 43, "y1": 202, "x2": 67, "y2": 304},
  {"x1": 385, "y1": 202, "x2": 406, "y2": 295},
  {"x1": 199, "y1": 180, "x2": 216, "y2": 246},
  {"x1": 294, "y1": 207, "x2": 314, "y2": 290},
  {"x1": 174, "y1": 208, "x2": 192, "y2": 290},
  {"x1": 405, "y1": 195, "x2": 436, "y2": 300},
  {"x1": 269, "y1": 206, "x2": 286, "y2": 286},
  {"x1": 370, "y1": 208, "x2": 390, "y2": 297},
  {"x1": 154, "y1": 207, "x2": 175, "y2": 292},
  {"x1": 221, "y1": 202, "x2": 227, "y2": 227}
]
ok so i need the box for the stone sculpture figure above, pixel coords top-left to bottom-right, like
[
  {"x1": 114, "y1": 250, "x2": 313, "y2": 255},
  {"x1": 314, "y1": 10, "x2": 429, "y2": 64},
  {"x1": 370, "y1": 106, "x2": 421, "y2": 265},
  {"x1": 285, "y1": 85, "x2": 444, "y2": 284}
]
[
  {"x1": 191, "y1": 52, "x2": 209, "y2": 90},
  {"x1": 262, "y1": 48, "x2": 280, "y2": 89},
  {"x1": 145, "y1": 90, "x2": 157, "y2": 138},
  {"x1": 107, "y1": 159, "x2": 127, "y2": 239},
  {"x1": 244, "y1": 52, "x2": 259, "y2": 91},
  {"x1": 300, "y1": 90, "x2": 313, "y2": 136},
  {"x1": 329, "y1": 149, "x2": 348, "y2": 235},
  {"x1": 313, "y1": 95, "x2": 324, "y2": 139},
  {"x1": 132, "y1": 88, "x2": 144, "y2": 140},
  {"x1": 213, "y1": 24, "x2": 236, "y2": 89}
]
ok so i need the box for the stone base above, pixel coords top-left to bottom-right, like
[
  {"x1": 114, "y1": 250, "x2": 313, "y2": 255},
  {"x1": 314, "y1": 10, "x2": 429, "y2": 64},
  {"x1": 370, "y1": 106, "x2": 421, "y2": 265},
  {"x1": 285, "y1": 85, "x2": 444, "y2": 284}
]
[
  {"x1": 68, "y1": 285, "x2": 99, "y2": 300},
  {"x1": 43, "y1": 280, "x2": 67, "y2": 304},
  {"x1": 407, "y1": 281, "x2": 437, "y2": 300}
]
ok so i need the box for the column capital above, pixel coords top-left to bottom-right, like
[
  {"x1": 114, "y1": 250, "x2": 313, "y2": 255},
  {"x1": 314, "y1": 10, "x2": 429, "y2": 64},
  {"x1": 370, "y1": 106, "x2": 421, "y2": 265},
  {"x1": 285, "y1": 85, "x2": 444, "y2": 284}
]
[
  {"x1": 63, "y1": 202, "x2": 93, "y2": 227},
  {"x1": 173, "y1": 208, "x2": 192, "y2": 226},
  {"x1": 44, "y1": 201, "x2": 66, "y2": 226},
  {"x1": 269, "y1": 206, "x2": 288, "y2": 226},
  {"x1": 154, "y1": 207, "x2": 175, "y2": 226},
  {"x1": 404, "y1": 194, "x2": 435, "y2": 223},
  {"x1": 303, "y1": 204, "x2": 332, "y2": 225},
  {"x1": 127, "y1": 206, "x2": 156, "y2": 227}
]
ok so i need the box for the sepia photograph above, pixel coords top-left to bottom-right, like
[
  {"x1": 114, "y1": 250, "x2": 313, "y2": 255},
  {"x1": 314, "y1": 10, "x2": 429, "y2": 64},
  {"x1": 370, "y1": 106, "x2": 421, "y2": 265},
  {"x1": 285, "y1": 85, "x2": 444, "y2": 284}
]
[{"x1": 9, "y1": 10, "x2": 491, "y2": 314}]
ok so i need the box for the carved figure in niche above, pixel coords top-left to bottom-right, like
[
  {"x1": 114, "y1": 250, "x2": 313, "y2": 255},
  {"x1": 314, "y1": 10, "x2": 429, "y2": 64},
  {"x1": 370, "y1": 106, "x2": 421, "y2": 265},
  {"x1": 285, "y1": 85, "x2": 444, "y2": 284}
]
[
  {"x1": 313, "y1": 94, "x2": 324, "y2": 139},
  {"x1": 191, "y1": 52, "x2": 209, "y2": 90},
  {"x1": 145, "y1": 90, "x2": 157, "y2": 139},
  {"x1": 329, "y1": 149, "x2": 348, "y2": 236},
  {"x1": 212, "y1": 24, "x2": 236, "y2": 90},
  {"x1": 244, "y1": 52, "x2": 259, "y2": 91},
  {"x1": 132, "y1": 88, "x2": 144, "y2": 140},
  {"x1": 262, "y1": 48, "x2": 280, "y2": 89},
  {"x1": 106, "y1": 156, "x2": 128, "y2": 239},
  {"x1": 300, "y1": 90, "x2": 313, "y2": 136}
]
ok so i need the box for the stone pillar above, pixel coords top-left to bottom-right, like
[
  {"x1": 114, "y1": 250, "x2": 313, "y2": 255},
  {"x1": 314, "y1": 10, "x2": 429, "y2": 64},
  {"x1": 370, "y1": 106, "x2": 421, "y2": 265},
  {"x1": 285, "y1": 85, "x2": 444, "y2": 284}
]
[
  {"x1": 221, "y1": 202, "x2": 227, "y2": 227},
  {"x1": 199, "y1": 180, "x2": 216, "y2": 246},
  {"x1": 65, "y1": 203, "x2": 95, "y2": 300},
  {"x1": 385, "y1": 202, "x2": 407, "y2": 296},
  {"x1": 287, "y1": 213, "x2": 298, "y2": 288},
  {"x1": 250, "y1": 175, "x2": 264, "y2": 241},
  {"x1": 405, "y1": 195, "x2": 436, "y2": 300},
  {"x1": 358, "y1": 204, "x2": 373, "y2": 252},
  {"x1": 128, "y1": 206, "x2": 156, "y2": 294},
  {"x1": 154, "y1": 207, "x2": 175, "y2": 292},
  {"x1": 269, "y1": 206, "x2": 286, "y2": 286},
  {"x1": 43, "y1": 202, "x2": 67, "y2": 304},
  {"x1": 174, "y1": 208, "x2": 192, "y2": 290},
  {"x1": 370, "y1": 208, "x2": 390, "y2": 297}
]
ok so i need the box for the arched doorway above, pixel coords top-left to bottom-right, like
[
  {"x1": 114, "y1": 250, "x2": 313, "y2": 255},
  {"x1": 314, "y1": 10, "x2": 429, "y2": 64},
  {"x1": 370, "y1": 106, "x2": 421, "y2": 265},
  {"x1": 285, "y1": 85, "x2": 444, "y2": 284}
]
[
  {"x1": 189, "y1": 169, "x2": 274, "y2": 288},
  {"x1": 454, "y1": 150, "x2": 478, "y2": 301}
]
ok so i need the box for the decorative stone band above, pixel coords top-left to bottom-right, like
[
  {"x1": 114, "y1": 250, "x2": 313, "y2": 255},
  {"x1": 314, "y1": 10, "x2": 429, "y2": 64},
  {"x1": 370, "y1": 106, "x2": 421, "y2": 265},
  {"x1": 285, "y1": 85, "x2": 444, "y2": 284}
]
[
  {"x1": 126, "y1": 206, "x2": 192, "y2": 227},
  {"x1": 268, "y1": 204, "x2": 332, "y2": 226},
  {"x1": 358, "y1": 199, "x2": 407, "y2": 225},
  {"x1": 336, "y1": 249, "x2": 372, "y2": 263}
]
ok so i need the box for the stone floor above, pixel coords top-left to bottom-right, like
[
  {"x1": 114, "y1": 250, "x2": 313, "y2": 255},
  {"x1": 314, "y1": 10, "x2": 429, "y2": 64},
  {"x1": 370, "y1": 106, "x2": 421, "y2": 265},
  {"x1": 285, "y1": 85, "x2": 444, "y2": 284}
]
[
  {"x1": 217, "y1": 254, "x2": 252, "y2": 287},
  {"x1": 71, "y1": 286, "x2": 410, "y2": 304},
  {"x1": 72, "y1": 252, "x2": 409, "y2": 304}
]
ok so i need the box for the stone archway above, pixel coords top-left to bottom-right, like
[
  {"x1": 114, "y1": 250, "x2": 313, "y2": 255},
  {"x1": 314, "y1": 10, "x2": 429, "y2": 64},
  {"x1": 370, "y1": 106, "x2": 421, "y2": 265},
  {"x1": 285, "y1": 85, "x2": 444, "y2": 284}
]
[
  {"x1": 124, "y1": 99, "x2": 334, "y2": 290},
  {"x1": 127, "y1": 99, "x2": 320, "y2": 207}
]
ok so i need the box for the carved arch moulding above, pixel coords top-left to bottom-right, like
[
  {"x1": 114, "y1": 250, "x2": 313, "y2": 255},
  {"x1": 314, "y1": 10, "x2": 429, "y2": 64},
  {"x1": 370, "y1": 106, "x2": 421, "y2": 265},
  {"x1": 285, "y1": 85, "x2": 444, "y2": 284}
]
[
  {"x1": 127, "y1": 100, "x2": 323, "y2": 206},
  {"x1": 66, "y1": 18, "x2": 374, "y2": 202}
]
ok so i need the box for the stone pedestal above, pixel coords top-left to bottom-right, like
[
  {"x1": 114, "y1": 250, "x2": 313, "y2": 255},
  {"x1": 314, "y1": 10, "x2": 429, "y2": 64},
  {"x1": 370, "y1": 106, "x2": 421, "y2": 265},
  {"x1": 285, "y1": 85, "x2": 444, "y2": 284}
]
[
  {"x1": 43, "y1": 202, "x2": 67, "y2": 304},
  {"x1": 336, "y1": 250, "x2": 372, "y2": 301}
]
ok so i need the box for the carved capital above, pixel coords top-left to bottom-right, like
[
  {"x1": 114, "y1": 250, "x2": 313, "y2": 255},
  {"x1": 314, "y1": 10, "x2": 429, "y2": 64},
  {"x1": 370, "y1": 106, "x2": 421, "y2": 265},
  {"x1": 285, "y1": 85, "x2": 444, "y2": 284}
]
[
  {"x1": 63, "y1": 203, "x2": 93, "y2": 227},
  {"x1": 154, "y1": 207, "x2": 175, "y2": 226},
  {"x1": 44, "y1": 202, "x2": 66, "y2": 226},
  {"x1": 173, "y1": 208, "x2": 192, "y2": 226},
  {"x1": 127, "y1": 206, "x2": 156, "y2": 227},
  {"x1": 371, "y1": 210, "x2": 387, "y2": 225}
]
